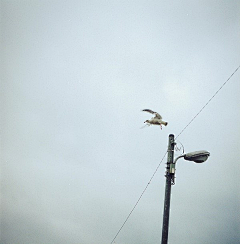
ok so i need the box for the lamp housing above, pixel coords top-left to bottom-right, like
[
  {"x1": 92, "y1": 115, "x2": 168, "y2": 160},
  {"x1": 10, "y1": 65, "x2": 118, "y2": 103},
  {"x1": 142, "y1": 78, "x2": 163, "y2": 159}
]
[{"x1": 184, "y1": 150, "x2": 210, "y2": 163}]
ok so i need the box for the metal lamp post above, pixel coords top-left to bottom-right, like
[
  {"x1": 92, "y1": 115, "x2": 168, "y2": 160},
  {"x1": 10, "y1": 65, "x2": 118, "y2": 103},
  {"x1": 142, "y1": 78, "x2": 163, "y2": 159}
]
[{"x1": 161, "y1": 134, "x2": 210, "y2": 244}]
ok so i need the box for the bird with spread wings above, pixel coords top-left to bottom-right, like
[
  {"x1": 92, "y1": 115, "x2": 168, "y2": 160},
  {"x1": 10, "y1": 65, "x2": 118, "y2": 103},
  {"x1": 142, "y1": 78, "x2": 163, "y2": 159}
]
[{"x1": 142, "y1": 109, "x2": 168, "y2": 130}]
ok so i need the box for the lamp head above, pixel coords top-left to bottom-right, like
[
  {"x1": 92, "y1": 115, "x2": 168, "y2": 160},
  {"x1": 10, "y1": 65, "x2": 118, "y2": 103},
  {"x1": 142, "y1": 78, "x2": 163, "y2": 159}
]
[{"x1": 184, "y1": 150, "x2": 210, "y2": 163}]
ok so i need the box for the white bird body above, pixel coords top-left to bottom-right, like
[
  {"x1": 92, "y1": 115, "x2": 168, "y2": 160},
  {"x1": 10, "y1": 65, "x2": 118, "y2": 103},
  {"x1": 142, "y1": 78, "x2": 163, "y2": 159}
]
[{"x1": 142, "y1": 109, "x2": 168, "y2": 129}]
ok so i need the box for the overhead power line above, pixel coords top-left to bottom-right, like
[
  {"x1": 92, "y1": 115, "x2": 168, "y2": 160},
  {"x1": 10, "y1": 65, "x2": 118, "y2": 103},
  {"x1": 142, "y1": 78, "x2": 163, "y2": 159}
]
[
  {"x1": 175, "y1": 65, "x2": 240, "y2": 139},
  {"x1": 110, "y1": 151, "x2": 168, "y2": 244},
  {"x1": 110, "y1": 65, "x2": 240, "y2": 244}
]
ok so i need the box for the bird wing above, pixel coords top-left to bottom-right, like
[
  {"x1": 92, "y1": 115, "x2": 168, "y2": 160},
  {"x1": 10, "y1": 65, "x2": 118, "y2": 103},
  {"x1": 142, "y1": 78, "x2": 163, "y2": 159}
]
[{"x1": 142, "y1": 109, "x2": 162, "y2": 119}]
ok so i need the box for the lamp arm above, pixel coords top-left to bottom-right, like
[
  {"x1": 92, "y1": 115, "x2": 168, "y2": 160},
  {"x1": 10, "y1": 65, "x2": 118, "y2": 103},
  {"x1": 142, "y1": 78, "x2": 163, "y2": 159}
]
[
  {"x1": 169, "y1": 154, "x2": 186, "y2": 176},
  {"x1": 173, "y1": 154, "x2": 186, "y2": 164}
]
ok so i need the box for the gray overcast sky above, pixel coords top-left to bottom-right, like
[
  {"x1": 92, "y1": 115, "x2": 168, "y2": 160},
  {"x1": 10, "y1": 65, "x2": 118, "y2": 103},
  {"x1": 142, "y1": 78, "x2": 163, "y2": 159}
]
[{"x1": 1, "y1": 1, "x2": 240, "y2": 243}]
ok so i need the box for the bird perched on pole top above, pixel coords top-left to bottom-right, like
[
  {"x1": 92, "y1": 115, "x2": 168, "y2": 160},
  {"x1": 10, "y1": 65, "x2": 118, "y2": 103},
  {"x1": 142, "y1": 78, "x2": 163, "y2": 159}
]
[{"x1": 142, "y1": 109, "x2": 168, "y2": 130}]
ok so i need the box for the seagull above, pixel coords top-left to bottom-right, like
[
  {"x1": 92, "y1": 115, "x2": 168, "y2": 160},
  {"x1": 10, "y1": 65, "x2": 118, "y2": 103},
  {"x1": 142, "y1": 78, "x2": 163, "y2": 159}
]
[{"x1": 142, "y1": 109, "x2": 168, "y2": 130}]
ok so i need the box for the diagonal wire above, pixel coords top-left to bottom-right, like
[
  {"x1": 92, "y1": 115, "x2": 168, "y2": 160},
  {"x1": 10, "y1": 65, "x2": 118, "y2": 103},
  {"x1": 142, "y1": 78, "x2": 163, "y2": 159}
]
[
  {"x1": 110, "y1": 150, "x2": 168, "y2": 244},
  {"x1": 110, "y1": 65, "x2": 240, "y2": 243},
  {"x1": 175, "y1": 65, "x2": 240, "y2": 139}
]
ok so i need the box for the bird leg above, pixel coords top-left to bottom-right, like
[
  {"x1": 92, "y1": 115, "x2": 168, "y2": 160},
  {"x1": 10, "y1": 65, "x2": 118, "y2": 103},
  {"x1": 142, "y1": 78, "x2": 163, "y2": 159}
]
[{"x1": 160, "y1": 124, "x2": 162, "y2": 130}]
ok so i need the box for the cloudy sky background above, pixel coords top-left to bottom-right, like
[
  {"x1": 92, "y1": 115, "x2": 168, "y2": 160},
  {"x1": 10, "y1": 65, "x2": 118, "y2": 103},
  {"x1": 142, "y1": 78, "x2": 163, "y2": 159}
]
[{"x1": 1, "y1": 0, "x2": 240, "y2": 243}]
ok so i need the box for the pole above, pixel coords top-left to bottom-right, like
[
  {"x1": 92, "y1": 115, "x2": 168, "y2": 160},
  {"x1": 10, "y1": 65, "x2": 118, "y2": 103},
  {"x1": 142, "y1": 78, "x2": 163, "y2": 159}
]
[{"x1": 161, "y1": 134, "x2": 175, "y2": 244}]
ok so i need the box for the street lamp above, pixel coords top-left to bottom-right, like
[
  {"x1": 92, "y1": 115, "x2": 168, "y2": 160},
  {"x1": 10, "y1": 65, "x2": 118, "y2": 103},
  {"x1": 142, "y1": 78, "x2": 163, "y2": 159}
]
[
  {"x1": 161, "y1": 135, "x2": 210, "y2": 244},
  {"x1": 170, "y1": 150, "x2": 210, "y2": 175}
]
